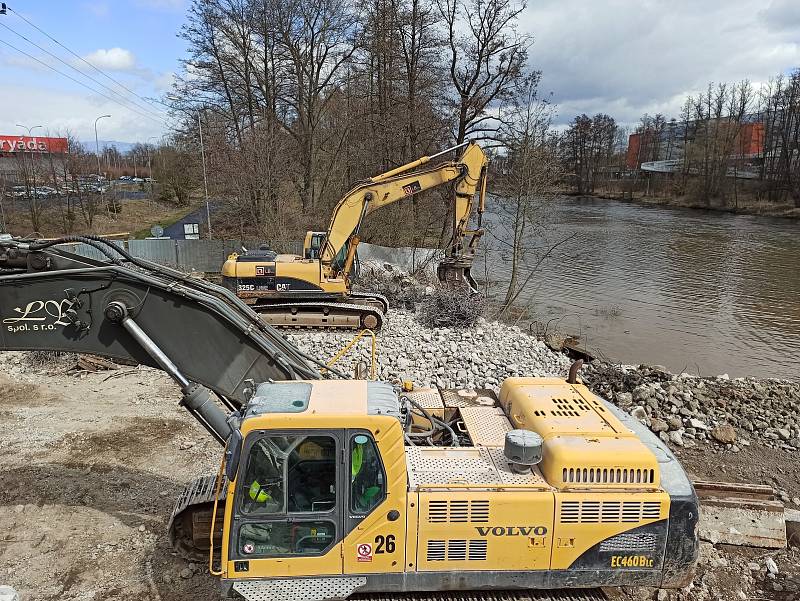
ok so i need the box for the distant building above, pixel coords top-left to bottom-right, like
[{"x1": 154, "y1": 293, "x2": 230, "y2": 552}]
[
  {"x1": 625, "y1": 120, "x2": 765, "y2": 170},
  {"x1": 0, "y1": 135, "x2": 69, "y2": 184}
]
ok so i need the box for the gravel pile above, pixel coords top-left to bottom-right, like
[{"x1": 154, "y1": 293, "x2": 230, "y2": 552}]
[
  {"x1": 287, "y1": 309, "x2": 572, "y2": 389},
  {"x1": 584, "y1": 362, "x2": 800, "y2": 453}
]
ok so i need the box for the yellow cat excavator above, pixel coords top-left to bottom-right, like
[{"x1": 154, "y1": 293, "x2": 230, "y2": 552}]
[
  {"x1": 221, "y1": 141, "x2": 489, "y2": 329},
  {"x1": 0, "y1": 234, "x2": 699, "y2": 601}
]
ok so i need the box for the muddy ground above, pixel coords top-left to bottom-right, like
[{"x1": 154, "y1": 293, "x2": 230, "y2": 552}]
[{"x1": 0, "y1": 352, "x2": 798, "y2": 601}]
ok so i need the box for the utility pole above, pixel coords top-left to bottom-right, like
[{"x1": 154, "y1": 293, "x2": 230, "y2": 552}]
[
  {"x1": 147, "y1": 135, "x2": 158, "y2": 207},
  {"x1": 94, "y1": 114, "x2": 111, "y2": 218},
  {"x1": 198, "y1": 109, "x2": 211, "y2": 238},
  {"x1": 16, "y1": 123, "x2": 42, "y2": 203},
  {"x1": 0, "y1": 170, "x2": 7, "y2": 232}
]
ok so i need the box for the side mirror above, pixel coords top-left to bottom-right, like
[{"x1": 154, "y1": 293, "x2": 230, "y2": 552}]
[{"x1": 225, "y1": 429, "x2": 243, "y2": 482}]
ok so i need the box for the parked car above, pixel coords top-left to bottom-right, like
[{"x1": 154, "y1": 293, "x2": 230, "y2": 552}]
[
  {"x1": 9, "y1": 186, "x2": 27, "y2": 198},
  {"x1": 144, "y1": 177, "x2": 155, "y2": 183},
  {"x1": 132, "y1": 177, "x2": 144, "y2": 183},
  {"x1": 36, "y1": 186, "x2": 58, "y2": 197},
  {"x1": 119, "y1": 175, "x2": 132, "y2": 181}
]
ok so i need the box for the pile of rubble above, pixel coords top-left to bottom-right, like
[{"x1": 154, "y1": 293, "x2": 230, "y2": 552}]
[
  {"x1": 287, "y1": 309, "x2": 571, "y2": 388},
  {"x1": 583, "y1": 362, "x2": 800, "y2": 452},
  {"x1": 356, "y1": 260, "x2": 435, "y2": 308}
]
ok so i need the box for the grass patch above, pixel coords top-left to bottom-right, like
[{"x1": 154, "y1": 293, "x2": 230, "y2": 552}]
[{"x1": 130, "y1": 201, "x2": 203, "y2": 239}]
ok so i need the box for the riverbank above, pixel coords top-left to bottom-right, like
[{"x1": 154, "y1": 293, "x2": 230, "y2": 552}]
[{"x1": 577, "y1": 189, "x2": 800, "y2": 219}]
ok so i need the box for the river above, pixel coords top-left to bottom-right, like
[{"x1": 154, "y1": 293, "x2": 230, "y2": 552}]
[{"x1": 480, "y1": 196, "x2": 800, "y2": 380}]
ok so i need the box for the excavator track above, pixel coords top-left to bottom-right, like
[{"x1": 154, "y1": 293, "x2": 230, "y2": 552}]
[
  {"x1": 349, "y1": 291, "x2": 390, "y2": 313},
  {"x1": 168, "y1": 474, "x2": 227, "y2": 561},
  {"x1": 255, "y1": 299, "x2": 386, "y2": 330}
]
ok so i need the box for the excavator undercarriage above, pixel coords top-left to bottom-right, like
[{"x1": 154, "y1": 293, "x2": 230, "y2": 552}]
[{"x1": 245, "y1": 291, "x2": 389, "y2": 330}]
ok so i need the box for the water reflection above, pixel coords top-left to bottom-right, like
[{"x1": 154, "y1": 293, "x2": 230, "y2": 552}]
[{"x1": 480, "y1": 197, "x2": 800, "y2": 380}]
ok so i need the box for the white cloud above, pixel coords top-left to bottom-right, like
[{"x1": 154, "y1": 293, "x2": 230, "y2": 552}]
[
  {"x1": 522, "y1": 0, "x2": 800, "y2": 126},
  {"x1": 134, "y1": 0, "x2": 187, "y2": 11},
  {"x1": 82, "y1": 48, "x2": 137, "y2": 72},
  {"x1": 81, "y1": 1, "x2": 110, "y2": 18},
  {"x1": 153, "y1": 71, "x2": 177, "y2": 93},
  {"x1": 0, "y1": 83, "x2": 167, "y2": 142}
]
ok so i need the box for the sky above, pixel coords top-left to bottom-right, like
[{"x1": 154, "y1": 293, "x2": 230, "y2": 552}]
[
  {"x1": 0, "y1": 0, "x2": 187, "y2": 144},
  {"x1": 0, "y1": 0, "x2": 798, "y2": 144}
]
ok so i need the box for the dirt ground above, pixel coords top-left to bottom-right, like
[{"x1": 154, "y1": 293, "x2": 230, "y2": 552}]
[
  {"x1": 0, "y1": 353, "x2": 220, "y2": 601},
  {"x1": 1, "y1": 352, "x2": 798, "y2": 601}
]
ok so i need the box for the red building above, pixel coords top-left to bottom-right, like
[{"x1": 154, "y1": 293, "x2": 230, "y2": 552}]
[
  {"x1": 0, "y1": 135, "x2": 70, "y2": 183},
  {"x1": 625, "y1": 121, "x2": 766, "y2": 170}
]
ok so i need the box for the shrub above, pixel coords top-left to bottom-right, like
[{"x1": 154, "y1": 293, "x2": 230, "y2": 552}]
[{"x1": 416, "y1": 283, "x2": 486, "y2": 328}]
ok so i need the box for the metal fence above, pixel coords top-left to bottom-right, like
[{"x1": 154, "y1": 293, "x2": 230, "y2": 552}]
[
  {"x1": 64, "y1": 238, "x2": 304, "y2": 273},
  {"x1": 63, "y1": 238, "x2": 435, "y2": 274}
]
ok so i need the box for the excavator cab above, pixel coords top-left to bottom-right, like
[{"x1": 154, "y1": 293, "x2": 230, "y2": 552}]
[{"x1": 303, "y1": 232, "x2": 326, "y2": 260}]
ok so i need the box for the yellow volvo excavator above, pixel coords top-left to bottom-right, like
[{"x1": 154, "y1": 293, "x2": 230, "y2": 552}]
[
  {"x1": 0, "y1": 235, "x2": 699, "y2": 601},
  {"x1": 221, "y1": 141, "x2": 490, "y2": 329}
]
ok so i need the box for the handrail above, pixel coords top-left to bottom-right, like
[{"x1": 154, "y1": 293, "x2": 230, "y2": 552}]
[
  {"x1": 208, "y1": 451, "x2": 227, "y2": 576},
  {"x1": 322, "y1": 329, "x2": 377, "y2": 379}
]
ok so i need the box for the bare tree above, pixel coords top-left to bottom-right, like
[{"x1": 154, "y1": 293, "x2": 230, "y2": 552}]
[
  {"x1": 438, "y1": 0, "x2": 530, "y2": 143},
  {"x1": 562, "y1": 113, "x2": 617, "y2": 195},
  {"x1": 270, "y1": 0, "x2": 359, "y2": 211},
  {"x1": 493, "y1": 74, "x2": 564, "y2": 316}
]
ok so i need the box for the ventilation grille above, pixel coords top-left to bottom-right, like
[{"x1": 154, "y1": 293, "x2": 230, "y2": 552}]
[
  {"x1": 560, "y1": 500, "x2": 662, "y2": 524},
  {"x1": 561, "y1": 467, "x2": 655, "y2": 485},
  {"x1": 428, "y1": 499, "x2": 490, "y2": 523},
  {"x1": 548, "y1": 396, "x2": 591, "y2": 417},
  {"x1": 426, "y1": 539, "x2": 488, "y2": 562},
  {"x1": 599, "y1": 532, "x2": 658, "y2": 553}
]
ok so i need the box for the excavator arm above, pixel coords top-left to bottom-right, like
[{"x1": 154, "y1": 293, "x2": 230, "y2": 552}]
[
  {"x1": 321, "y1": 141, "x2": 488, "y2": 288},
  {"x1": 0, "y1": 235, "x2": 334, "y2": 443}
]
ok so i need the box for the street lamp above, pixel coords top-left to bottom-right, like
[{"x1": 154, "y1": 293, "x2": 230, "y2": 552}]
[
  {"x1": 16, "y1": 124, "x2": 42, "y2": 201},
  {"x1": 94, "y1": 115, "x2": 111, "y2": 180}
]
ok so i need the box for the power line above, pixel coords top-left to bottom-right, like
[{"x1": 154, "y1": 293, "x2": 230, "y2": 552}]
[
  {"x1": 0, "y1": 37, "x2": 166, "y2": 126},
  {"x1": 0, "y1": 20, "x2": 167, "y2": 122},
  {"x1": 7, "y1": 5, "x2": 172, "y2": 113}
]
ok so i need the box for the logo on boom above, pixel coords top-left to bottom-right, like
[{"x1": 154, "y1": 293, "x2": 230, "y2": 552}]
[{"x1": 2, "y1": 298, "x2": 76, "y2": 334}]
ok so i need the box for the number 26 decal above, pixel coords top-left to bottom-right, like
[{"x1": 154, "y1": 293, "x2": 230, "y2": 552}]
[{"x1": 375, "y1": 534, "x2": 396, "y2": 554}]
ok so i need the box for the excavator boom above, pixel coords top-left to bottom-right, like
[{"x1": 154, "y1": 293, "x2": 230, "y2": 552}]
[
  {"x1": 321, "y1": 141, "x2": 489, "y2": 283},
  {"x1": 0, "y1": 235, "x2": 334, "y2": 438}
]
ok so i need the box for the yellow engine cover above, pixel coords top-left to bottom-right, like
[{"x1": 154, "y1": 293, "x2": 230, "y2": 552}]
[{"x1": 499, "y1": 378, "x2": 660, "y2": 491}]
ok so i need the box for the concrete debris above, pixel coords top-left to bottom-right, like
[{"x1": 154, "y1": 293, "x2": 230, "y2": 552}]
[
  {"x1": 288, "y1": 310, "x2": 571, "y2": 389},
  {"x1": 583, "y1": 362, "x2": 800, "y2": 453},
  {"x1": 766, "y1": 557, "x2": 779, "y2": 575},
  {"x1": 711, "y1": 424, "x2": 737, "y2": 445},
  {"x1": 787, "y1": 508, "x2": 800, "y2": 548},
  {"x1": 669, "y1": 430, "x2": 684, "y2": 447},
  {"x1": 0, "y1": 586, "x2": 18, "y2": 601}
]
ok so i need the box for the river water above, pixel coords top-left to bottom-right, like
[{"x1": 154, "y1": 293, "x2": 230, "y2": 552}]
[{"x1": 480, "y1": 196, "x2": 800, "y2": 380}]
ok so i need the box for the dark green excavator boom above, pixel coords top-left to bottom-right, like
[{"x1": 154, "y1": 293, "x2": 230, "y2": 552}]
[{"x1": 0, "y1": 235, "x2": 334, "y2": 442}]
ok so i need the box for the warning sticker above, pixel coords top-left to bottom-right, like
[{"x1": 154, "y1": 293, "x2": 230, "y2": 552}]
[{"x1": 357, "y1": 543, "x2": 373, "y2": 562}]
